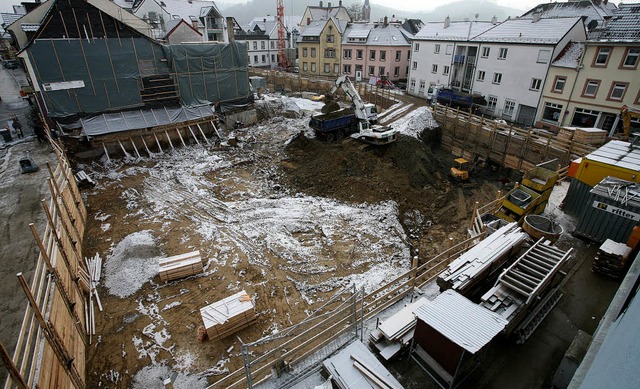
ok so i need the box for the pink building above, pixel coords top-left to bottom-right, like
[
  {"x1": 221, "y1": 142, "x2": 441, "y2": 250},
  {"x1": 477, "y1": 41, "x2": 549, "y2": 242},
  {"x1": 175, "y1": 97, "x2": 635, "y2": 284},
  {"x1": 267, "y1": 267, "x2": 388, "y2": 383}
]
[{"x1": 341, "y1": 20, "x2": 413, "y2": 82}]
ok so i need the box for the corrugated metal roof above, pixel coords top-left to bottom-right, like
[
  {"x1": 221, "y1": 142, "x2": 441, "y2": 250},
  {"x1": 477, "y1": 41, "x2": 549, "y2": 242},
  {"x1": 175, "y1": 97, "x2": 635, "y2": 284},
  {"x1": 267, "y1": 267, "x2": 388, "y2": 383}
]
[
  {"x1": 415, "y1": 290, "x2": 508, "y2": 354},
  {"x1": 585, "y1": 140, "x2": 640, "y2": 171},
  {"x1": 415, "y1": 21, "x2": 495, "y2": 41},
  {"x1": 472, "y1": 17, "x2": 582, "y2": 44}
]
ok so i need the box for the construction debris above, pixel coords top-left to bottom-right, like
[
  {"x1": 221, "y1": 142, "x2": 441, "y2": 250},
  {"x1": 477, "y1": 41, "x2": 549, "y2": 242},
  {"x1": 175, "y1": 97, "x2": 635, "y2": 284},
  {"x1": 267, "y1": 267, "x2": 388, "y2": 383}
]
[
  {"x1": 200, "y1": 290, "x2": 256, "y2": 341},
  {"x1": 370, "y1": 297, "x2": 428, "y2": 360},
  {"x1": 158, "y1": 251, "x2": 204, "y2": 283},
  {"x1": 85, "y1": 253, "x2": 103, "y2": 342},
  {"x1": 592, "y1": 239, "x2": 632, "y2": 279}
]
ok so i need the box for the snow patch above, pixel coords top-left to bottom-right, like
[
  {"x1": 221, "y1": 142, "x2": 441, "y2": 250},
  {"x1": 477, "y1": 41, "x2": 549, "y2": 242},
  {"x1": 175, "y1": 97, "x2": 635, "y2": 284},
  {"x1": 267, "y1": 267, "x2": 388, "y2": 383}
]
[
  {"x1": 392, "y1": 107, "x2": 439, "y2": 139},
  {"x1": 131, "y1": 365, "x2": 206, "y2": 389}
]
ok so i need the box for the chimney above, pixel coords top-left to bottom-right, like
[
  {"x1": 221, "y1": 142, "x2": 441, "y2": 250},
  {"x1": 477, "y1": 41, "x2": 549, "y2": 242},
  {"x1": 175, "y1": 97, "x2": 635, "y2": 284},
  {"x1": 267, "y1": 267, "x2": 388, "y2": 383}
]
[
  {"x1": 383, "y1": 16, "x2": 388, "y2": 26},
  {"x1": 263, "y1": 18, "x2": 266, "y2": 23},
  {"x1": 444, "y1": 16, "x2": 450, "y2": 29},
  {"x1": 319, "y1": 1, "x2": 323, "y2": 7},
  {"x1": 532, "y1": 12, "x2": 541, "y2": 23},
  {"x1": 226, "y1": 16, "x2": 235, "y2": 42},
  {"x1": 593, "y1": 0, "x2": 602, "y2": 5},
  {"x1": 491, "y1": 15, "x2": 497, "y2": 25},
  {"x1": 339, "y1": 0, "x2": 342, "y2": 5},
  {"x1": 192, "y1": 20, "x2": 198, "y2": 30}
]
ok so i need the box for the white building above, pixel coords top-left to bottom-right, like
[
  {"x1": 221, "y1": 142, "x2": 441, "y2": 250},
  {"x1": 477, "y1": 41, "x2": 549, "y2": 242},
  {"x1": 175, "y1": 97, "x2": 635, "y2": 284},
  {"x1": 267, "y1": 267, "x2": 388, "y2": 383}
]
[
  {"x1": 409, "y1": 16, "x2": 587, "y2": 126},
  {"x1": 235, "y1": 17, "x2": 294, "y2": 69}
]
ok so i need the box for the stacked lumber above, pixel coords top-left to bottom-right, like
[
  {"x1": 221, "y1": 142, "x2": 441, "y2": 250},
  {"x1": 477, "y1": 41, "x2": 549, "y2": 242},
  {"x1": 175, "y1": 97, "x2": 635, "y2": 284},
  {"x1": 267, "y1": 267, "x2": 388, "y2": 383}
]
[
  {"x1": 84, "y1": 253, "x2": 103, "y2": 343},
  {"x1": 158, "y1": 251, "x2": 203, "y2": 282},
  {"x1": 370, "y1": 298, "x2": 427, "y2": 360},
  {"x1": 200, "y1": 290, "x2": 256, "y2": 341},
  {"x1": 592, "y1": 239, "x2": 632, "y2": 279},
  {"x1": 558, "y1": 127, "x2": 607, "y2": 145}
]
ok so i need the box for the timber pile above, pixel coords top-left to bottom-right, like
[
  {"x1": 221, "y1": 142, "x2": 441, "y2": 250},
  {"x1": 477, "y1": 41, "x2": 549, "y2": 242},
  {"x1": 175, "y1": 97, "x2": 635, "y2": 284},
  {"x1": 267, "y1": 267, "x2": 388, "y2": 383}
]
[
  {"x1": 200, "y1": 290, "x2": 256, "y2": 341},
  {"x1": 85, "y1": 253, "x2": 103, "y2": 343},
  {"x1": 558, "y1": 127, "x2": 607, "y2": 145},
  {"x1": 158, "y1": 251, "x2": 203, "y2": 282},
  {"x1": 369, "y1": 297, "x2": 427, "y2": 360},
  {"x1": 592, "y1": 239, "x2": 631, "y2": 279}
]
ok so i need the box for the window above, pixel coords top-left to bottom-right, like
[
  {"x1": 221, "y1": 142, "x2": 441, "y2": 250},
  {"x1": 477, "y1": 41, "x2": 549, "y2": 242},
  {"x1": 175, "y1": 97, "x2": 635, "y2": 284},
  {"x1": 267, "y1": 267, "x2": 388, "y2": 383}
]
[
  {"x1": 369, "y1": 66, "x2": 375, "y2": 75},
  {"x1": 552, "y1": 76, "x2": 566, "y2": 92},
  {"x1": 303, "y1": 62, "x2": 308, "y2": 71},
  {"x1": 481, "y1": 47, "x2": 490, "y2": 58},
  {"x1": 370, "y1": 50, "x2": 376, "y2": 60},
  {"x1": 530, "y1": 78, "x2": 542, "y2": 91},
  {"x1": 270, "y1": 41, "x2": 275, "y2": 49},
  {"x1": 394, "y1": 66, "x2": 400, "y2": 77},
  {"x1": 324, "y1": 48, "x2": 335, "y2": 58},
  {"x1": 357, "y1": 50, "x2": 363, "y2": 60},
  {"x1": 493, "y1": 72, "x2": 502, "y2": 84},
  {"x1": 582, "y1": 79, "x2": 600, "y2": 97},
  {"x1": 261, "y1": 41, "x2": 265, "y2": 50},
  {"x1": 408, "y1": 50, "x2": 411, "y2": 60},
  {"x1": 271, "y1": 54, "x2": 276, "y2": 63},
  {"x1": 434, "y1": 44, "x2": 441, "y2": 54},
  {"x1": 503, "y1": 100, "x2": 515, "y2": 117},
  {"x1": 311, "y1": 48, "x2": 316, "y2": 58},
  {"x1": 395, "y1": 50, "x2": 401, "y2": 61},
  {"x1": 324, "y1": 63, "x2": 330, "y2": 73},
  {"x1": 621, "y1": 48, "x2": 640, "y2": 69},
  {"x1": 542, "y1": 102, "x2": 563, "y2": 123},
  {"x1": 446, "y1": 45, "x2": 453, "y2": 55},
  {"x1": 380, "y1": 51, "x2": 386, "y2": 61},
  {"x1": 303, "y1": 48, "x2": 308, "y2": 57},
  {"x1": 487, "y1": 96, "x2": 497, "y2": 112},
  {"x1": 326, "y1": 34, "x2": 335, "y2": 43},
  {"x1": 379, "y1": 66, "x2": 385, "y2": 76},
  {"x1": 261, "y1": 55, "x2": 266, "y2": 63},
  {"x1": 608, "y1": 82, "x2": 628, "y2": 101},
  {"x1": 419, "y1": 80, "x2": 426, "y2": 94},
  {"x1": 412, "y1": 61, "x2": 417, "y2": 70},
  {"x1": 477, "y1": 70, "x2": 485, "y2": 81},
  {"x1": 593, "y1": 47, "x2": 611, "y2": 66},
  {"x1": 572, "y1": 108, "x2": 599, "y2": 127},
  {"x1": 410, "y1": 78, "x2": 416, "y2": 91},
  {"x1": 311, "y1": 63, "x2": 316, "y2": 72},
  {"x1": 498, "y1": 48, "x2": 508, "y2": 59},
  {"x1": 537, "y1": 50, "x2": 551, "y2": 63},
  {"x1": 355, "y1": 64, "x2": 363, "y2": 74},
  {"x1": 334, "y1": 64, "x2": 339, "y2": 73},
  {"x1": 253, "y1": 42, "x2": 257, "y2": 50},
  {"x1": 344, "y1": 64, "x2": 351, "y2": 74},
  {"x1": 344, "y1": 49, "x2": 352, "y2": 59},
  {"x1": 414, "y1": 43, "x2": 420, "y2": 52},
  {"x1": 432, "y1": 64, "x2": 438, "y2": 73},
  {"x1": 443, "y1": 65, "x2": 450, "y2": 75}
]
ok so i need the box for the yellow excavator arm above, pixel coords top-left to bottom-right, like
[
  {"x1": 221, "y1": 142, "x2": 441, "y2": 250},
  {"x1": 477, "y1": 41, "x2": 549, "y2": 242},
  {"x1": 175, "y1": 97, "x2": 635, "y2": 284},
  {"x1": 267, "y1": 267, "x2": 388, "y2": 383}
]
[{"x1": 621, "y1": 105, "x2": 640, "y2": 140}]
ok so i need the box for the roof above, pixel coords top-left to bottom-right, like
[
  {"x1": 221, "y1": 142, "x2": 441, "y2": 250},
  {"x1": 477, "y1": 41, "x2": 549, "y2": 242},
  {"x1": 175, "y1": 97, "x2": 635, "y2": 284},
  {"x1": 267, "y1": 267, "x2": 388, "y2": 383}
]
[
  {"x1": 585, "y1": 140, "x2": 640, "y2": 171},
  {"x1": 342, "y1": 22, "x2": 411, "y2": 46},
  {"x1": 472, "y1": 17, "x2": 583, "y2": 44},
  {"x1": 164, "y1": 18, "x2": 202, "y2": 39},
  {"x1": 1, "y1": 12, "x2": 23, "y2": 26},
  {"x1": 301, "y1": 17, "x2": 347, "y2": 37},
  {"x1": 415, "y1": 290, "x2": 508, "y2": 354},
  {"x1": 307, "y1": 5, "x2": 349, "y2": 21},
  {"x1": 402, "y1": 19, "x2": 424, "y2": 35},
  {"x1": 521, "y1": 0, "x2": 614, "y2": 30},
  {"x1": 248, "y1": 15, "x2": 301, "y2": 32},
  {"x1": 415, "y1": 21, "x2": 495, "y2": 41},
  {"x1": 594, "y1": 3, "x2": 640, "y2": 42},
  {"x1": 552, "y1": 41, "x2": 584, "y2": 68},
  {"x1": 133, "y1": 0, "x2": 222, "y2": 21},
  {"x1": 110, "y1": 0, "x2": 134, "y2": 10}
]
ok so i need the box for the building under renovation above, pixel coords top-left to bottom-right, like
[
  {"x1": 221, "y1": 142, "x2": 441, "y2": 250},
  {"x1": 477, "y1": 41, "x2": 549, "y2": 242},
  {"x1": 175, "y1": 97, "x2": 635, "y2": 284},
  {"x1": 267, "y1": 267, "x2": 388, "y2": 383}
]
[{"x1": 6, "y1": 0, "x2": 251, "y2": 153}]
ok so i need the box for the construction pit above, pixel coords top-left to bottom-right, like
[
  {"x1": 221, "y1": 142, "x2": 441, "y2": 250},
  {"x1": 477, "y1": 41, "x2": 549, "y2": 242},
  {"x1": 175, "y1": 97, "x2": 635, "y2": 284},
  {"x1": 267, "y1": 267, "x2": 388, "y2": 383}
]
[{"x1": 81, "y1": 95, "x2": 505, "y2": 388}]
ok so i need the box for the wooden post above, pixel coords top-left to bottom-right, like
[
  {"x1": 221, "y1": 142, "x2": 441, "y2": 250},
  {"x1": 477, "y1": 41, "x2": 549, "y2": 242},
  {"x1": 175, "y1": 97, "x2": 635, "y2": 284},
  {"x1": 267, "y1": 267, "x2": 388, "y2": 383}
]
[
  {"x1": 164, "y1": 130, "x2": 175, "y2": 150},
  {"x1": 47, "y1": 179, "x2": 81, "y2": 249},
  {"x1": 46, "y1": 163, "x2": 79, "y2": 233},
  {"x1": 102, "y1": 142, "x2": 111, "y2": 163},
  {"x1": 129, "y1": 137, "x2": 141, "y2": 158},
  {"x1": 140, "y1": 136, "x2": 152, "y2": 157},
  {"x1": 196, "y1": 123, "x2": 211, "y2": 145},
  {"x1": 29, "y1": 224, "x2": 87, "y2": 343},
  {"x1": 153, "y1": 132, "x2": 164, "y2": 153},
  {"x1": 470, "y1": 201, "x2": 479, "y2": 231},
  {"x1": 42, "y1": 200, "x2": 82, "y2": 280},
  {"x1": 411, "y1": 256, "x2": 419, "y2": 287},
  {"x1": 188, "y1": 126, "x2": 200, "y2": 146},
  {"x1": 175, "y1": 128, "x2": 186, "y2": 147},
  {"x1": 0, "y1": 340, "x2": 29, "y2": 389},
  {"x1": 16, "y1": 273, "x2": 85, "y2": 389}
]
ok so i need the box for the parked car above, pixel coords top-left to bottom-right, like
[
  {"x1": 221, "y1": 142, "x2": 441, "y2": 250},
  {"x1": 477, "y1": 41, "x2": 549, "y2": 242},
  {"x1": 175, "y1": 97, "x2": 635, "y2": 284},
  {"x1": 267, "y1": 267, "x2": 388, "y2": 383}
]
[{"x1": 3, "y1": 60, "x2": 19, "y2": 69}]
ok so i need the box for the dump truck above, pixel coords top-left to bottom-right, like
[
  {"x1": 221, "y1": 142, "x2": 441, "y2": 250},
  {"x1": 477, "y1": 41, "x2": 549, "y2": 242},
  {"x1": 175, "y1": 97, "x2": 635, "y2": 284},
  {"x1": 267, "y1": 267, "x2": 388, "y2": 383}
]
[{"x1": 436, "y1": 88, "x2": 487, "y2": 111}]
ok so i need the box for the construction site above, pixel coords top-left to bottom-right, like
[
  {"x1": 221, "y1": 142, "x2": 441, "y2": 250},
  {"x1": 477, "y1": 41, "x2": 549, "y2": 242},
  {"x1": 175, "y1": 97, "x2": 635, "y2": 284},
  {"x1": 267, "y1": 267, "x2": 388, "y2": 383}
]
[{"x1": 2, "y1": 1, "x2": 640, "y2": 388}]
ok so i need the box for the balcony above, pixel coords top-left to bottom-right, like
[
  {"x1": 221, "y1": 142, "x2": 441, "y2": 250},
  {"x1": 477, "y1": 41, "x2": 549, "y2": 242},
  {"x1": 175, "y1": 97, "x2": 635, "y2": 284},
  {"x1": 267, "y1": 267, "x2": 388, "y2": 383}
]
[{"x1": 453, "y1": 55, "x2": 465, "y2": 64}]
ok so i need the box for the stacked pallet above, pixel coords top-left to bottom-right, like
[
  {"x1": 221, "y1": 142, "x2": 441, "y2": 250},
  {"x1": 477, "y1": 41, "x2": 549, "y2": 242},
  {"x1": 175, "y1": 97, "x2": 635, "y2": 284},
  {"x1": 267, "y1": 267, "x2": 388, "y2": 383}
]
[
  {"x1": 558, "y1": 127, "x2": 607, "y2": 145},
  {"x1": 592, "y1": 239, "x2": 632, "y2": 279},
  {"x1": 369, "y1": 298, "x2": 428, "y2": 360},
  {"x1": 200, "y1": 290, "x2": 256, "y2": 341},
  {"x1": 158, "y1": 251, "x2": 203, "y2": 282}
]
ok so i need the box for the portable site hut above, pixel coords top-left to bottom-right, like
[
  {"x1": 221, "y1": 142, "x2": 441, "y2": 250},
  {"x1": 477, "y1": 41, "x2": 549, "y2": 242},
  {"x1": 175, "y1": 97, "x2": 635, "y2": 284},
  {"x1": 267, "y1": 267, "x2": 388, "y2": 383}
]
[
  {"x1": 411, "y1": 290, "x2": 508, "y2": 388},
  {"x1": 563, "y1": 140, "x2": 640, "y2": 216},
  {"x1": 574, "y1": 177, "x2": 640, "y2": 243}
]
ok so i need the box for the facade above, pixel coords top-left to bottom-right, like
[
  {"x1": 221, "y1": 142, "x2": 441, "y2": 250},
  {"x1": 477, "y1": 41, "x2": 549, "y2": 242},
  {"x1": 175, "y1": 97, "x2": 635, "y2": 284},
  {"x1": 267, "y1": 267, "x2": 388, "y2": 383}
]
[
  {"x1": 341, "y1": 20, "x2": 412, "y2": 82},
  {"x1": 163, "y1": 19, "x2": 202, "y2": 44},
  {"x1": 536, "y1": 4, "x2": 640, "y2": 136},
  {"x1": 298, "y1": 17, "x2": 348, "y2": 77},
  {"x1": 235, "y1": 17, "x2": 293, "y2": 69},
  {"x1": 408, "y1": 16, "x2": 587, "y2": 126},
  {"x1": 131, "y1": 0, "x2": 227, "y2": 42}
]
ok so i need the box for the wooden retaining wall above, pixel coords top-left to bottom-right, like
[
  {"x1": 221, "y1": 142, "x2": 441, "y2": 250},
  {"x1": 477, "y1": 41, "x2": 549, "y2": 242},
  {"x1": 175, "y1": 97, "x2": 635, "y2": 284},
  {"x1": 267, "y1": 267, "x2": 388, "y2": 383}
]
[
  {"x1": 433, "y1": 104, "x2": 597, "y2": 171},
  {"x1": 1, "y1": 137, "x2": 88, "y2": 389}
]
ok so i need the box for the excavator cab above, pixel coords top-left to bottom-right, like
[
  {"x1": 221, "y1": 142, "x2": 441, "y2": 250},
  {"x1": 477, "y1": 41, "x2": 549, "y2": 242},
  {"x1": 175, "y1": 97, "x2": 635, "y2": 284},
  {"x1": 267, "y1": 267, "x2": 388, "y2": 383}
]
[{"x1": 450, "y1": 158, "x2": 470, "y2": 181}]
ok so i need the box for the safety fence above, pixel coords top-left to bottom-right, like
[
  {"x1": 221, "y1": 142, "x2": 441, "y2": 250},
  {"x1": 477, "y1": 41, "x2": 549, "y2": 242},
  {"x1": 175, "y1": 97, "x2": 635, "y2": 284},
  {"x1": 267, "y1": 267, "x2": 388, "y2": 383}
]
[
  {"x1": 206, "y1": 234, "x2": 481, "y2": 388},
  {"x1": 1, "y1": 137, "x2": 88, "y2": 389},
  {"x1": 434, "y1": 104, "x2": 597, "y2": 171}
]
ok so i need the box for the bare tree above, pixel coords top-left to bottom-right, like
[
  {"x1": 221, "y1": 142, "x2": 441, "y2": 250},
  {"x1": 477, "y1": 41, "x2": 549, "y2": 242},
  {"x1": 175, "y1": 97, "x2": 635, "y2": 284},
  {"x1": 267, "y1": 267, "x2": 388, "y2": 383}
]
[{"x1": 346, "y1": 2, "x2": 363, "y2": 21}]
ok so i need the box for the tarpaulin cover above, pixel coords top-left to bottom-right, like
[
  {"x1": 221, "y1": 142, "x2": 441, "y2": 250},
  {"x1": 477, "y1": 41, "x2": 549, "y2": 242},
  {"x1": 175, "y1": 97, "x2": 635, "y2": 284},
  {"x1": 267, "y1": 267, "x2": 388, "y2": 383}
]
[
  {"x1": 81, "y1": 105, "x2": 215, "y2": 136},
  {"x1": 27, "y1": 38, "x2": 249, "y2": 118}
]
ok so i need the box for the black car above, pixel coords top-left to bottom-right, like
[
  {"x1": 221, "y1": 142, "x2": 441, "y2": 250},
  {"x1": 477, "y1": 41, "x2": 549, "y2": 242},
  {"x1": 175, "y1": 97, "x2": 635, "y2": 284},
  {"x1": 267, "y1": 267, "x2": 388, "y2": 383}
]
[{"x1": 3, "y1": 60, "x2": 19, "y2": 69}]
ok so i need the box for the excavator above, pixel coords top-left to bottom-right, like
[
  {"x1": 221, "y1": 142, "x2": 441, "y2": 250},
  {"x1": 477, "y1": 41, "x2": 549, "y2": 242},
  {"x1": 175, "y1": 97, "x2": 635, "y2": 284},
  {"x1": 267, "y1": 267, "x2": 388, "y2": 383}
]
[
  {"x1": 309, "y1": 76, "x2": 399, "y2": 145},
  {"x1": 621, "y1": 105, "x2": 640, "y2": 140}
]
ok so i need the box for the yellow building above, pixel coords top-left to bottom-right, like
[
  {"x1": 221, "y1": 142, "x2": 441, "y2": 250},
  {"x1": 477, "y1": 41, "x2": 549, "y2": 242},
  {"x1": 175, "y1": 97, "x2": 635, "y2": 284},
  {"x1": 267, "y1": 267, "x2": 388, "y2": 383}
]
[
  {"x1": 298, "y1": 17, "x2": 347, "y2": 77},
  {"x1": 536, "y1": 4, "x2": 640, "y2": 136}
]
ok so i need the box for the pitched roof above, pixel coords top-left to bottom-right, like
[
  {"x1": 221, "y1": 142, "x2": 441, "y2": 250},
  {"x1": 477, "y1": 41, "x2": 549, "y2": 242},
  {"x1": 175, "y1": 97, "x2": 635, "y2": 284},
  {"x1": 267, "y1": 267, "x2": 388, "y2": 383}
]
[
  {"x1": 472, "y1": 17, "x2": 583, "y2": 44},
  {"x1": 1, "y1": 12, "x2": 23, "y2": 27},
  {"x1": 249, "y1": 15, "x2": 301, "y2": 32},
  {"x1": 415, "y1": 290, "x2": 508, "y2": 354},
  {"x1": 164, "y1": 18, "x2": 202, "y2": 39},
  {"x1": 415, "y1": 21, "x2": 495, "y2": 41},
  {"x1": 552, "y1": 41, "x2": 584, "y2": 68},
  {"x1": 593, "y1": 3, "x2": 640, "y2": 42},
  {"x1": 133, "y1": 0, "x2": 222, "y2": 21},
  {"x1": 521, "y1": 0, "x2": 614, "y2": 29},
  {"x1": 342, "y1": 22, "x2": 411, "y2": 46},
  {"x1": 307, "y1": 5, "x2": 348, "y2": 21}
]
